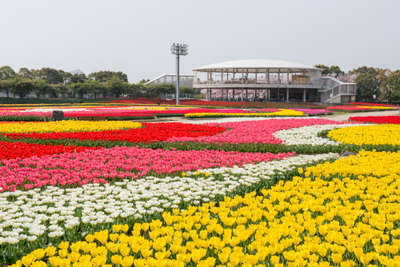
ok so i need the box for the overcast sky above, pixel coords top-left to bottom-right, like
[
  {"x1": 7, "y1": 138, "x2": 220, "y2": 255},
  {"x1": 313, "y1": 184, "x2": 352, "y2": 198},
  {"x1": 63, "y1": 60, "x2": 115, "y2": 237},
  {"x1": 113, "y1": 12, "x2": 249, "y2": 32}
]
[{"x1": 1, "y1": 0, "x2": 399, "y2": 82}]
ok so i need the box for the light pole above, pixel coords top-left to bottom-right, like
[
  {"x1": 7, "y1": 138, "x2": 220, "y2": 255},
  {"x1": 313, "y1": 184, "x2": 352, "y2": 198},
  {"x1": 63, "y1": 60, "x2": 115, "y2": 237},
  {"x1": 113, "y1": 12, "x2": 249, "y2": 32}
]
[{"x1": 171, "y1": 43, "x2": 188, "y2": 105}]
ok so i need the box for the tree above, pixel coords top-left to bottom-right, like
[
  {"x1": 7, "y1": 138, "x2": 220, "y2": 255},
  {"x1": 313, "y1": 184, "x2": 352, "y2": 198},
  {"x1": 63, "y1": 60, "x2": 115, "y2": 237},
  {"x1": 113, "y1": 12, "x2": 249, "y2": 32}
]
[
  {"x1": 349, "y1": 67, "x2": 394, "y2": 102},
  {"x1": 139, "y1": 79, "x2": 150, "y2": 84},
  {"x1": 0, "y1": 66, "x2": 16, "y2": 80},
  {"x1": 30, "y1": 69, "x2": 41, "y2": 80},
  {"x1": 33, "y1": 79, "x2": 52, "y2": 98},
  {"x1": 128, "y1": 83, "x2": 145, "y2": 97},
  {"x1": 85, "y1": 80, "x2": 102, "y2": 98},
  {"x1": 314, "y1": 64, "x2": 330, "y2": 75},
  {"x1": 106, "y1": 76, "x2": 128, "y2": 97},
  {"x1": 349, "y1": 66, "x2": 377, "y2": 75},
  {"x1": 70, "y1": 83, "x2": 87, "y2": 98},
  {"x1": 53, "y1": 84, "x2": 70, "y2": 98},
  {"x1": 47, "y1": 85, "x2": 59, "y2": 98},
  {"x1": 70, "y1": 73, "x2": 87, "y2": 83},
  {"x1": 89, "y1": 71, "x2": 128, "y2": 83},
  {"x1": 329, "y1": 66, "x2": 344, "y2": 77},
  {"x1": 355, "y1": 72, "x2": 379, "y2": 101},
  {"x1": 58, "y1": 70, "x2": 71, "y2": 84},
  {"x1": 387, "y1": 70, "x2": 400, "y2": 102},
  {"x1": 0, "y1": 79, "x2": 14, "y2": 97},
  {"x1": 37, "y1": 68, "x2": 64, "y2": 84},
  {"x1": 18, "y1": 68, "x2": 33, "y2": 79},
  {"x1": 11, "y1": 78, "x2": 34, "y2": 98},
  {"x1": 144, "y1": 83, "x2": 175, "y2": 98},
  {"x1": 181, "y1": 86, "x2": 196, "y2": 97},
  {"x1": 376, "y1": 69, "x2": 390, "y2": 101},
  {"x1": 315, "y1": 64, "x2": 344, "y2": 77}
]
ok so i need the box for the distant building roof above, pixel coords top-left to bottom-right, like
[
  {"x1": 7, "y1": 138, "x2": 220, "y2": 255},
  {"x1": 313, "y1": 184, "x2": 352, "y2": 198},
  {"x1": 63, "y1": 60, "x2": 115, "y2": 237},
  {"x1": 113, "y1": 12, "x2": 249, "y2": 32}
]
[{"x1": 193, "y1": 59, "x2": 318, "y2": 72}]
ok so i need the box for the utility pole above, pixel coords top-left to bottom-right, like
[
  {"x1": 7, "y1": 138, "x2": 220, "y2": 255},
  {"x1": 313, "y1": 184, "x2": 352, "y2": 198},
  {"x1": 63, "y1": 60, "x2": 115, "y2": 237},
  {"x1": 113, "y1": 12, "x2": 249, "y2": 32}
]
[{"x1": 170, "y1": 43, "x2": 188, "y2": 105}]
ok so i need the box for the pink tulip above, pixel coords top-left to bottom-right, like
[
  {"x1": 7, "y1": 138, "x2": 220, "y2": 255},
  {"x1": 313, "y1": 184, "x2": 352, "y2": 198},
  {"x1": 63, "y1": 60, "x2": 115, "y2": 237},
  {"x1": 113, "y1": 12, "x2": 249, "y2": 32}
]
[
  {"x1": 0, "y1": 146, "x2": 295, "y2": 192},
  {"x1": 168, "y1": 118, "x2": 345, "y2": 144}
]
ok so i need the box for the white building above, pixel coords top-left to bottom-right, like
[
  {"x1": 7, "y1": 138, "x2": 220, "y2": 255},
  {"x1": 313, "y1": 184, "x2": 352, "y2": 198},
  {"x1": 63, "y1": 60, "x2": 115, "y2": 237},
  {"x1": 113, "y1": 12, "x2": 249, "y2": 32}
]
[{"x1": 192, "y1": 59, "x2": 357, "y2": 103}]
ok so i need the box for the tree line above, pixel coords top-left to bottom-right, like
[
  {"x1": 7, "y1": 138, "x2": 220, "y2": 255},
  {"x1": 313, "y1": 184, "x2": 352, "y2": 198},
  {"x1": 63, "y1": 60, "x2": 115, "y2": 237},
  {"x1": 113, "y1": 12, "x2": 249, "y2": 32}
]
[
  {"x1": 0, "y1": 66, "x2": 197, "y2": 99},
  {"x1": 1, "y1": 65, "x2": 399, "y2": 103},
  {"x1": 315, "y1": 64, "x2": 400, "y2": 103}
]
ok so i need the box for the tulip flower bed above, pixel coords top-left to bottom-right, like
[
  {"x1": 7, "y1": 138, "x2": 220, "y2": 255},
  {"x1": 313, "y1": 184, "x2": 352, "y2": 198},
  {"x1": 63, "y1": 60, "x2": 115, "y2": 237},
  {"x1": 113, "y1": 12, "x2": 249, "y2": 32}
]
[
  {"x1": 0, "y1": 103, "x2": 331, "y2": 121},
  {"x1": 0, "y1": 146, "x2": 294, "y2": 192},
  {"x1": 274, "y1": 123, "x2": 363, "y2": 146},
  {"x1": 10, "y1": 150, "x2": 400, "y2": 267},
  {"x1": 328, "y1": 124, "x2": 400, "y2": 145},
  {"x1": 0, "y1": 121, "x2": 142, "y2": 134},
  {"x1": 327, "y1": 103, "x2": 399, "y2": 112},
  {"x1": 3, "y1": 119, "x2": 378, "y2": 155},
  {"x1": 2, "y1": 119, "x2": 341, "y2": 145},
  {"x1": 61, "y1": 108, "x2": 256, "y2": 119},
  {"x1": 0, "y1": 141, "x2": 97, "y2": 160},
  {"x1": 349, "y1": 116, "x2": 400, "y2": 124},
  {"x1": 348, "y1": 102, "x2": 397, "y2": 106},
  {"x1": 183, "y1": 109, "x2": 332, "y2": 118},
  {"x1": 167, "y1": 118, "x2": 345, "y2": 144},
  {"x1": 3, "y1": 116, "x2": 400, "y2": 266},
  {"x1": 3, "y1": 122, "x2": 226, "y2": 144},
  {"x1": 0, "y1": 154, "x2": 335, "y2": 250},
  {"x1": 292, "y1": 108, "x2": 332, "y2": 115},
  {"x1": 184, "y1": 108, "x2": 305, "y2": 118}
]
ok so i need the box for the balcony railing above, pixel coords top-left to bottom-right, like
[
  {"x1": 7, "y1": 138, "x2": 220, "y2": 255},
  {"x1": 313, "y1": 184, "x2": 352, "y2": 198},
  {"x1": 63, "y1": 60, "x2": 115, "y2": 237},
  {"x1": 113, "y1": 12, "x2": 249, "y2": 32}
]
[{"x1": 194, "y1": 78, "x2": 313, "y2": 86}]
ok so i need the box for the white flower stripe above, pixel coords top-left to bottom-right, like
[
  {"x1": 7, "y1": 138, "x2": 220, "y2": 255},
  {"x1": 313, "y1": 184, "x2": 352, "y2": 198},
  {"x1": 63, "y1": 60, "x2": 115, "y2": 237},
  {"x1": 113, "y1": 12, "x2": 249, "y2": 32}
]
[{"x1": 273, "y1": 124, "x2": 365, "y2": 145}]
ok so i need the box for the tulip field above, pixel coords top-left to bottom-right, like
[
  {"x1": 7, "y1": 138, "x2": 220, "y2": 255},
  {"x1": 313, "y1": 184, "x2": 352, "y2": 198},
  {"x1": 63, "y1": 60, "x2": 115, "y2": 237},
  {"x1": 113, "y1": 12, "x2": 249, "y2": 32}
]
[
  {"x1": 1, "y1": 110, "x2": 400, "y2": 266},
  {"x1": 0, "y1": 104, "x2": 331, "y2": 121}
]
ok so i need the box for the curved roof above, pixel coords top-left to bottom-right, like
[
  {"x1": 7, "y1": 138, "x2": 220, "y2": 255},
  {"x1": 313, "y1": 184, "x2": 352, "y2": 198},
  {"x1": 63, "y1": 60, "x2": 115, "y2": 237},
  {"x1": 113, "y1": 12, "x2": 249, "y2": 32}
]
[{"x1": 193, "y1": 59, "x2": 319, "y2": 72}]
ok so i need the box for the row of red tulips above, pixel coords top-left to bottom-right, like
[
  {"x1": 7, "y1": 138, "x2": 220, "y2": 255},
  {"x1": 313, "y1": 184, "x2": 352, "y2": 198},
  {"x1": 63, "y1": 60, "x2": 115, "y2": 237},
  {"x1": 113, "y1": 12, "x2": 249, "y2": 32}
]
[
  {"x1": 0, "y1": 141, "x2": 96, "y2": 160},
  {"x1": 3, "y1": 122, "x2": 226, "y2": 143},
  {"x1": 349, "y1": 116, "x2": 400, "y2": 124}
]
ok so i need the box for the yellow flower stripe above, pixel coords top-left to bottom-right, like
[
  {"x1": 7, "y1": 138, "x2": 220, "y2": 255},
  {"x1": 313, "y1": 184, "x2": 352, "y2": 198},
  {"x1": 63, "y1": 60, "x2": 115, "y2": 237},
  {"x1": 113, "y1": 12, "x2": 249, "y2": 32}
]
[
  {"x1": 13, "y1": 150, "x2": 400, "y2": 267},
  {"x1": 0, "y1": 121, "x2": 142, "y2": 133},
  {"x1": 121, "y1": 107, "x2": 167, "y2": 111},
  {"x1": 304, "y1": 150, "x2": 400, "y2": 178},
  {"x1": 357, "y1": 105, "x2": 397, "y2": 110},
  {"x1": 328, "y1": 124, "x2": 400, "y2": 145},
  {"x1": 185, "y1": 109, "x2": 305, "y2": 118}
]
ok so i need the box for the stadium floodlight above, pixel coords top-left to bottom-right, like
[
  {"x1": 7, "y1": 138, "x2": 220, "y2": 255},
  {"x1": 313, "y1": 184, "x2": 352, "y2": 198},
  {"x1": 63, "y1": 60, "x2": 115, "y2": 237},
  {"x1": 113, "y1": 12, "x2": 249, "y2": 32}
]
[{"x1": 171, "y1": 42, "x2": 189, "y2": 105}]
